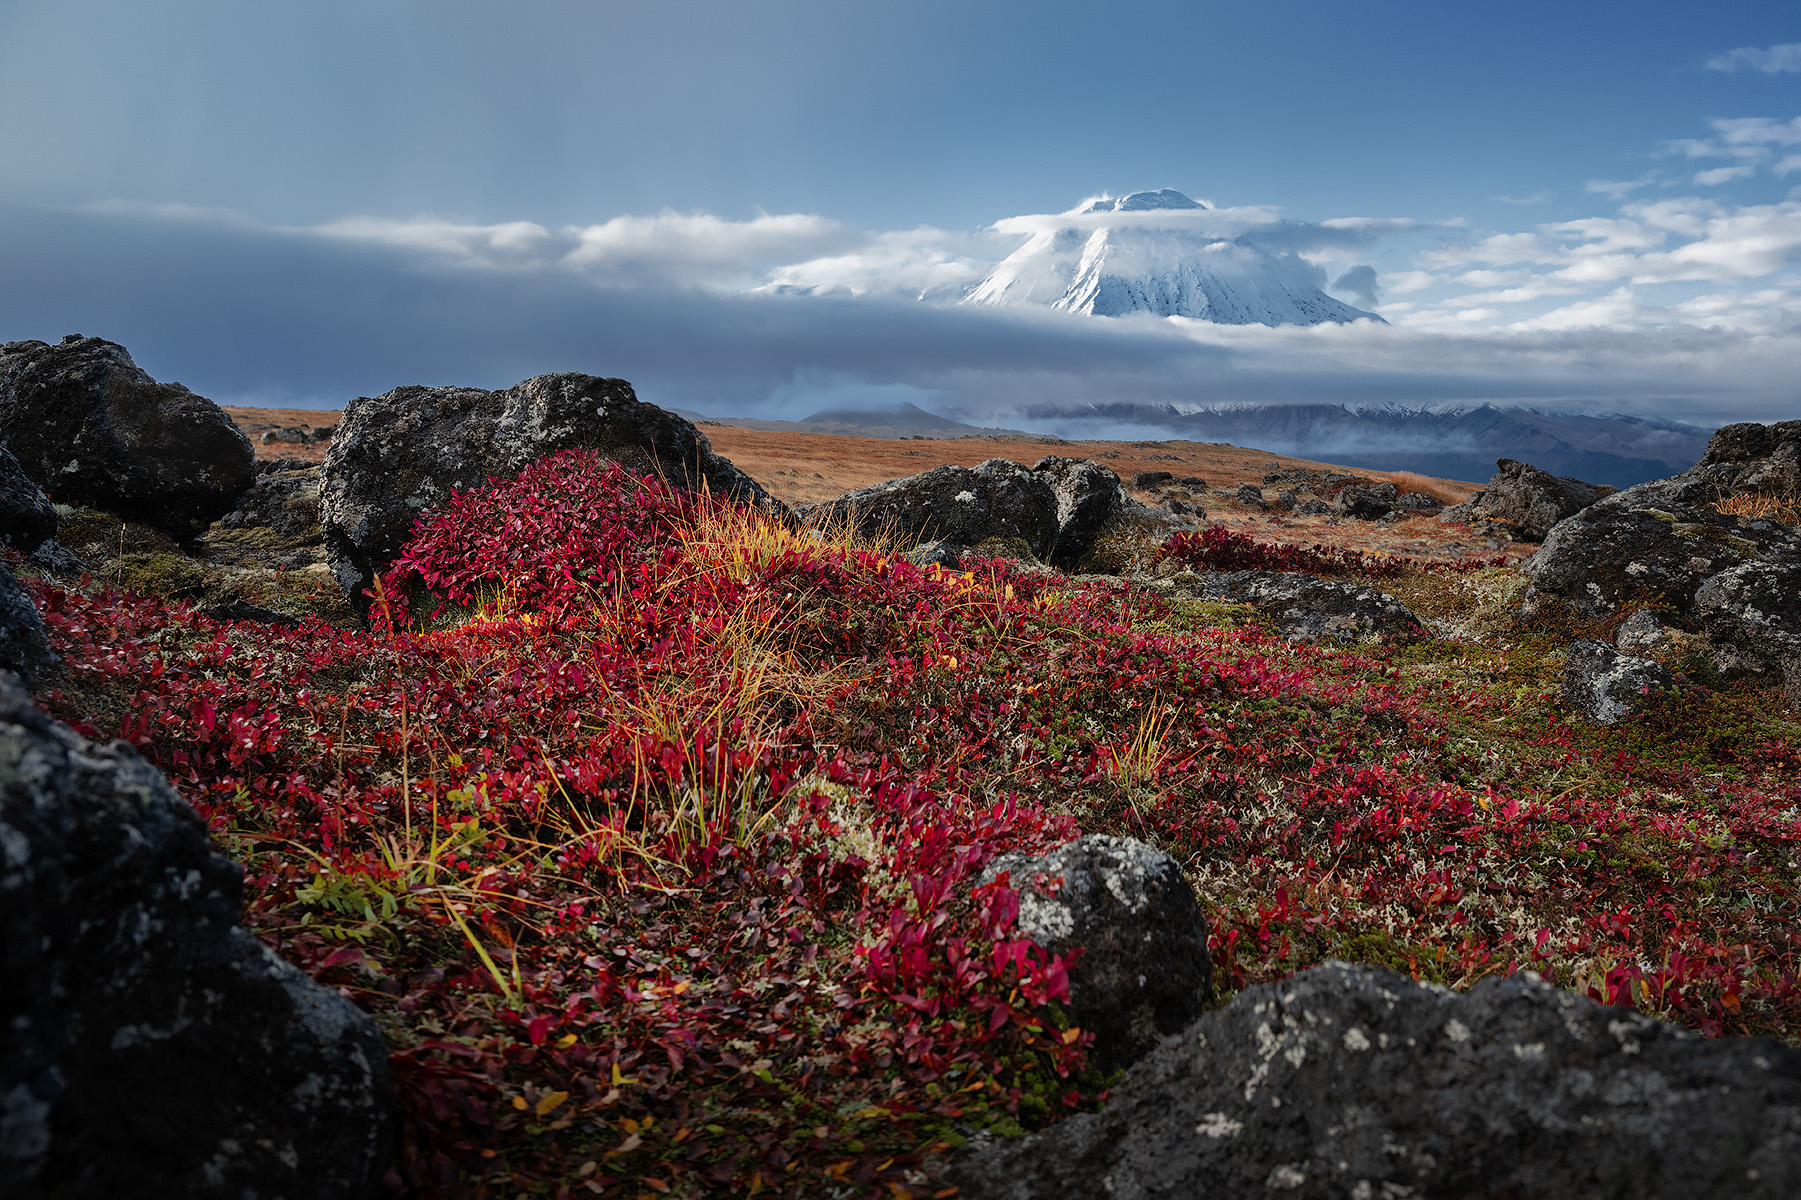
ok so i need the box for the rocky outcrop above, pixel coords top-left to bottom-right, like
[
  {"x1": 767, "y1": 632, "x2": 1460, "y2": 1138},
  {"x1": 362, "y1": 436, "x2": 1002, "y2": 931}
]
[
  {"x1": 1031, "y1": 456, "x2": 1128, "y2": 569},
  {"x1": 951, "y1": 961, "x2": 1801, "y2": 1200},
  {"x1": 1441, "y1": 458, "x2": 1611, "y2": 541},
  {"x1": 980, "y1": 836, "x2": 1212, "y2": 1073},
  {"x1": 0, "y1": 672, "x2": 395, "y2": 1198},
  {"x1": 0, "y1": 564, "x2": 57, "y2": 689},
  {"x1": 0, "y1": 336, "x2": 254, "y2": 540},
  {"x1": 218, "y1": 459, "x2": 324, "y2": 547},
  {"x1": 320, "y1": 374, "x2": 779, "y2": 618},
  {"x1": 1171, "y1": 570, "x2": 1424, "y2": 643},
  {"x1": 1, "y1": 445, "x2": 57, "y2": 554},
  {"x1": 1521, "y1": 423, "x2": 1801, "y2": 687},
  {"x1": 1331, "y1": 481, "x2": 1398, "y2": 520},
  {"x1": 809, "y1": 459, "x2": 1060, "y2": 562},
  {"x1": 1563, "y1": 638, "x2": 1679, "y2": 724}
]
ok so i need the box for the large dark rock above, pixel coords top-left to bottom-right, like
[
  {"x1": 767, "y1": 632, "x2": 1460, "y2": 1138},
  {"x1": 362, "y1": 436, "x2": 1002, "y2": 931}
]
[
  {"x1": 1031, "y1": 456, "x2": 1128, "y2": 569},
  {"x1": 1442, "y1": 457, "x2": 1611, "y2": 541},
  {"x1": 0, "y1": 564, "x2": 57, "y2": 689},
  {"x1": 808, "y1": 459, "x2": 1060, "y2": 562},
  {"x1": 1331, "y1": 480, "x2": 1398, "y2": 520},
  {"x1": 218, "y1": 460, "x2": 324, "y2": 546},
  {"x1": 0, "y1": 445, "x2": 57, "y2": 554},
  {"x1": 0, "y1": 672, "x2": 396, "y2": 1198},
  {"x1": 0, "y1": 336, "x2": 254, "y2": 540},
  {"x1": 1174, "y1": 570, "x2": 1424, "y2": 643},
  {"x1": 980, "y1": 836, "x2": 1212, "y2": 1073},
  {"x1": 1563, "y1": 638, "x2": 1679, "y2": 725},
  {"x1": 1523, "y1": 421, "x2": 1801, "y2": 624},
  {"x1": 1694, "y1": 562, "x2": 1801, "y2": 685},
  {"x1": 951, "y1": 961, "x2": 1801, "y2": 1200},
  {"x1": 319, "y1": 374, "x2": 779, "y2": 618}
]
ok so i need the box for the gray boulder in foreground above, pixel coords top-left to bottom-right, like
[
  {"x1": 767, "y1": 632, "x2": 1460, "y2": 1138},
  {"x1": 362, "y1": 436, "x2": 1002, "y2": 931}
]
[
  {"x1": 320, "y1": 373, "x2": 780, "y2": 618},
  {"x1": 951, "y1": 961, "x2": 1801, "y2": 1200},
  {"x1": 1174, "y1": 570, "x2": 1425, "y2": 643},
  {"x1": 981, "y1": 836, "x2": 1212, "y2": 1073},
  {"x1": 0, "y1": 336, "x2": 254, "y2": 540},
  {"x1": 1031, "y1": 456, "x2": 1128, "y2": 569},
  {"x1": 0, "y1": 672, "x2": 395, "y2": 1198},
  {"x1": 0, "y1": 563, "x2": 58, "y2": 689},
  {"x1": 1442, "y1": 457, "x2": 1612, "y2": 541},
  {"x1": 0, "y1": 444, "x2": 57, "y2": 554}
]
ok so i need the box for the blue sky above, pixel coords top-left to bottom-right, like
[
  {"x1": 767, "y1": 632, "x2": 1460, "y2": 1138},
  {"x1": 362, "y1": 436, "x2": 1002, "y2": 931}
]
[{"x1": 2, "y1": 0, "x2": 1798, "y2": 427}]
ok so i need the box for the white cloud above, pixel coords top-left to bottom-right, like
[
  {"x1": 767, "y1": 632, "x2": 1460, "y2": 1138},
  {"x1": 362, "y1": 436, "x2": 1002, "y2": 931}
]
[
  {"x1": 1695, "y1": 165, "x2": 1755, "y2": 186},
  {"x1": 1586, "y1": 175, "x2": 1659, "y2": 200},
  {"x1": 1490, "y1": 192, "x2": 1548, "y2": 205},
  {"x1": 1706, "y1": 43, "x2": 1801, "y2": 74}
]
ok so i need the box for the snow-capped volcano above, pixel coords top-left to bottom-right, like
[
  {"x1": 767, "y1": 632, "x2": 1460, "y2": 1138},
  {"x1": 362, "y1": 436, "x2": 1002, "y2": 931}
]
[{"x1": 965, "y1": 190, "x2": 1382, "y2": 326}]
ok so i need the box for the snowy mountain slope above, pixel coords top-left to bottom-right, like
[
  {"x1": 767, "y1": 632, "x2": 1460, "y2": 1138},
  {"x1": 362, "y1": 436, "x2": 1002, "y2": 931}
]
[{"x1": 964, "y1": 190, "x2": 1381, "y2": 326}]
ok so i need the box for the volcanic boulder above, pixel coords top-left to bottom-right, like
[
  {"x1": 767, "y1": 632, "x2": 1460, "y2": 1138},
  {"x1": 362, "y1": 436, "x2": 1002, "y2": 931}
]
[
  {"x1": 0, "y1": 564, "x2": 57, "y2": 689},
  {"x1": 1331, "y1": 480, "x2": 1397, "y2": 520},
  {"x1": 1175, "y1": 570, "x2": 1424, "y2": 643},
  {"x1": 319, "y1": 374, "x2": 779, "y2": 618},
  {"x1": 980, "y1": 836, "x2": 1212, "y2": 1073},
  {"x1": 951, "y1": 961, "x2": 1801, "y2": 1200},
  {"x1": 0, "y1": 445, "x2": 57, "y2": 554},
  {"x1": 0, "y1": 672, "x2": 396, "y2": 1198},
  {"x1": 0, "y1": 336, "x2": 254, "y2": 540},
  {"x1": 809, "y1": 459, "x2": 1060, "y2": 562},
  {"x1": 1693, "y1": 561, "x2": 1801, "y2": 686},
  {"x1": 1562, "y1": 638, "x2": 1679, "y2": 725},
  {"x1": 1030, "y1": 456, "x2": 1129, "y2": 569},
  {"x1": 1441, "y1": 458, "x2": 1611, "y2": 541}
]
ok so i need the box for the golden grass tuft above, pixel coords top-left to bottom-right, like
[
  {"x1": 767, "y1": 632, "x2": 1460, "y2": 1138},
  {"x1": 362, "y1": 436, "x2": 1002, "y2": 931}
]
[{"x1": 1381, "y1": 470, "x2": 1477, "y2": 505}]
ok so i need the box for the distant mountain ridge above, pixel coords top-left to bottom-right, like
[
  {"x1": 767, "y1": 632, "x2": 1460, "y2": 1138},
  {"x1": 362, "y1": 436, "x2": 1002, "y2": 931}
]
[
  {"x1": 964, "y1": 190, "x2": 1380, "y2": 326},
  {"x1": 1024, "y1": 401, "x2": 1713, "y2": 487}
]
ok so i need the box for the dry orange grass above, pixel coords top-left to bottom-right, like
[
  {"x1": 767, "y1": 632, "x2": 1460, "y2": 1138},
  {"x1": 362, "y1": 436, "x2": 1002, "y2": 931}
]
[{"x1": 1381, "y1": 470, "x2": 1477, "y2": 505}]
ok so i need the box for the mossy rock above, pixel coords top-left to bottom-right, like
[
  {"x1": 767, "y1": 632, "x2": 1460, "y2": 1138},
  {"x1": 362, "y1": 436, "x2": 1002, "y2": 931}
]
[{"x1": 969, "y1": 536, "x2": 1044, "y2": 567}]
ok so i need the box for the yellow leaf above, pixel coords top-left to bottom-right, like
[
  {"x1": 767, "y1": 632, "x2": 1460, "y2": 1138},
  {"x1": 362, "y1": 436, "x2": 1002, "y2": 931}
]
[
  {"x1": 612, "y1": 1062, "x2": 636, "y2": 1086},
  {"x1": 535, "y1": 1090, "x2": 569, "y2": 1117},
  {"x1": 1061, "y1": 1027, "x2": 1082, "y2": 1045},
  {"x1": 555, "y1": 1033, "x2": 579, "y2": 1049},
  {"x1": 856, "y1": 1106, "x2": 886, "y2": 1119},
  {"x1": 511, "y1": 1096, "x2": 528, "y2": 1111},
  {"x1": 621, "y1": 1117, "x2": 640, "y2": 1135}
]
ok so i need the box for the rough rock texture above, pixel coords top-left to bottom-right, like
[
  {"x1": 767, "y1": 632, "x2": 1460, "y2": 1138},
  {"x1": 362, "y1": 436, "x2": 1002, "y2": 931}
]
[
  {"x1": 903, "y1": 540, "x2": 964, "y2": 569},
  {"x1": 1332, "y1": 481, "x2": 1398, "y2": 520},
  {"x1": 320, "y1": 374, "x2": 779, "y2": 618},
  {"x1": 1175, "y1": 571, "x2": 1424, "y2": 643},
  {"x1": 979, "y1": 836, "x2": 1211, "y2": 1073},
  {"x1": 0, "y1": 564, "x2": 57, "y2": 689},
  {"x1": 1614, "y1": 608, "x2": 1670, "y2": 653},
  {"x1": 0, "y1": 672, "x2": 395, "y2": 1198},
  {"x1": 219, "y1": 460, "x2": 324, "y2": 547},
  {"x1": 0, "y1": 445, "x2": 57, "y2": 554},
  {"x1": 951, "y1": 961, "x2": 1801, "y2": 1200},
  {"x1": 1394, "y1": 490, "x2": 1443, "y2": 513},
  {"x1": 25, "y1": 540, "x2": 88, "y2": 579},
  {"x1": 1130, "y1": 470, "x2": 1174, "y2": 490},
  {"x1": 1441, "y1": 458, "x2": 1611, "y2": 541},
  {"x1": 0, "y1": 336, "x2": 254, "y2": 540},
  {"x1": 1694, "y1": 562, "x2": 1801, "y2": 683},
  {"x1": 1522, "y1": 421, "x2": 1801, "y2": 623},
  {"x1": 1030, "y1": 456, "x2": 1128, "y2": 569},
  {"x1": 1563, "y1": 638, "x2": 1679, "y2": 725},
  {"x1": 1234, "y1": 483, "x2": 1266, "y2": 509},
  {"x1": 810, "y1": 459, "x2": 1060, "y2": 563}
]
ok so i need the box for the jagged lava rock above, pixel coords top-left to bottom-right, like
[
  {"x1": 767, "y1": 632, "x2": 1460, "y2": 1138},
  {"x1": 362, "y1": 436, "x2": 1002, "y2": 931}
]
[
  {"x1": 1563, "y1": 638, "x2": 1679, "y2": 725},
  {"x1": 1441, "y1": 457, "x2": 1611, "y2": 541},
  {"x1": 980, "y1": 836, "x2": 1211, "y2": 1073},
  {"x1": 0, "y1": 336, "x2": 254, "y2": 539},
  {"x1": 1522, "y1": 421, "x2": 1801, "y2": 622},
  {"x1": 1174, "y1": 570, "x2": 1424, "y2": 643},
  {"x1": 0, "y1": 445, "x2": 57, "y2": 554},
  {"x1": 1029, "y1": 456, "x2": 1128, "y2": 569},
  {"x1": 218, "y1": 458, "x2": 324, "y2": 547},
  {"x1": 0, "y1": 564, "x2": 58, "y2": 689},
  {"x1": 1693, "y1": 561, "x2": 1801, "y2": 684},
  {"x1": 0, "y1": 673, "x2": 395, "y2": 1198},
  {"x1": 320, "y1": 374, "x2": 779, "y2": 618},
  {"x1": 950, "y1": 961, "x2": 1801, "y2": 1200},
  {"x1": 808, "y1": 459, "x2": 1060, "y2": 561},
  {"x1": 1331, "y1": 480, "x2": 1398, "y2": 520}
]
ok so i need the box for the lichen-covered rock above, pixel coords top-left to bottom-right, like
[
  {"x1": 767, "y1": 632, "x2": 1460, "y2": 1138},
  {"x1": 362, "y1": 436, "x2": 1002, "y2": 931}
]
[
  {"x1": 979, "y1": 836, "x2": 1211, "y2": 1072},
  {"x1": 1441, "y1": 458, "x2": 1610, "y2": 541},
  {"x1": 950, "y1": 961, "x2": 1801, "y2": 1200},
  {"x1": 1694, "y1": 561, "x2": 1801, "y2": 684},
  {"x1": 0, "y1": 564, "x2": 57, "y2": 689},
  {"x1": 218, "y1": 460, "x2": 323, "y2": 546},
  {"x1": 1030, "y1": 456, "x2": 1127, "y2": 569},
  {"x1": 1234, "y1": 483, "x2": 1266, "y2": 509},
  {"x1": 808, "y1": 459, "x2": 1059, "y2": 562},
  {"x1": 0, "y1": 445, "x2": 57, "y2": 554},
  {"x1": 1394, "y1": 489, "x2": 1443, "y2": 513},
  {"x1": 1614, "y1": 607, "x2": 1671, "y2": 653},
  {"x1": 0, "y1": 336, "x2": 254, "y2": 540},
  {"x1": 1563, "y1": 637, "x2": 1679, "y2": 725},
  {"x1": 320, "y1": 374, "x2": 779, "y2": 619},
  {"x1": 1176, "y1": 570, "x2": 1424, "y2": 643},
  {"x1": 1331, "y1": 481, "x2": 1397, "y2": 520},
  {"x1": 0, "y1": 672, "x2": 396, "y2": 1198},
  {"x1": 1130, "y1": 470, "x2": 1174, "y2": 490},
  {"x1": 1522, "y1": 421, "x2": 1801, "y2": 622}
]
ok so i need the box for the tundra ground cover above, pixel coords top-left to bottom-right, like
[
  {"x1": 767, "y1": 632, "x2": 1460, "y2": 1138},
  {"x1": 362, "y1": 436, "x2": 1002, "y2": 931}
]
[{"x1": 23, "y1": 450, "x2": 1801, "y2": 1198}]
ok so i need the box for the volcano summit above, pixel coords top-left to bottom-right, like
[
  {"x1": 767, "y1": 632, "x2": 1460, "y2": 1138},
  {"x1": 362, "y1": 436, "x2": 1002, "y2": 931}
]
[{"x1": 965, "y1": 189, "x2": 1382, "y2": 326}]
